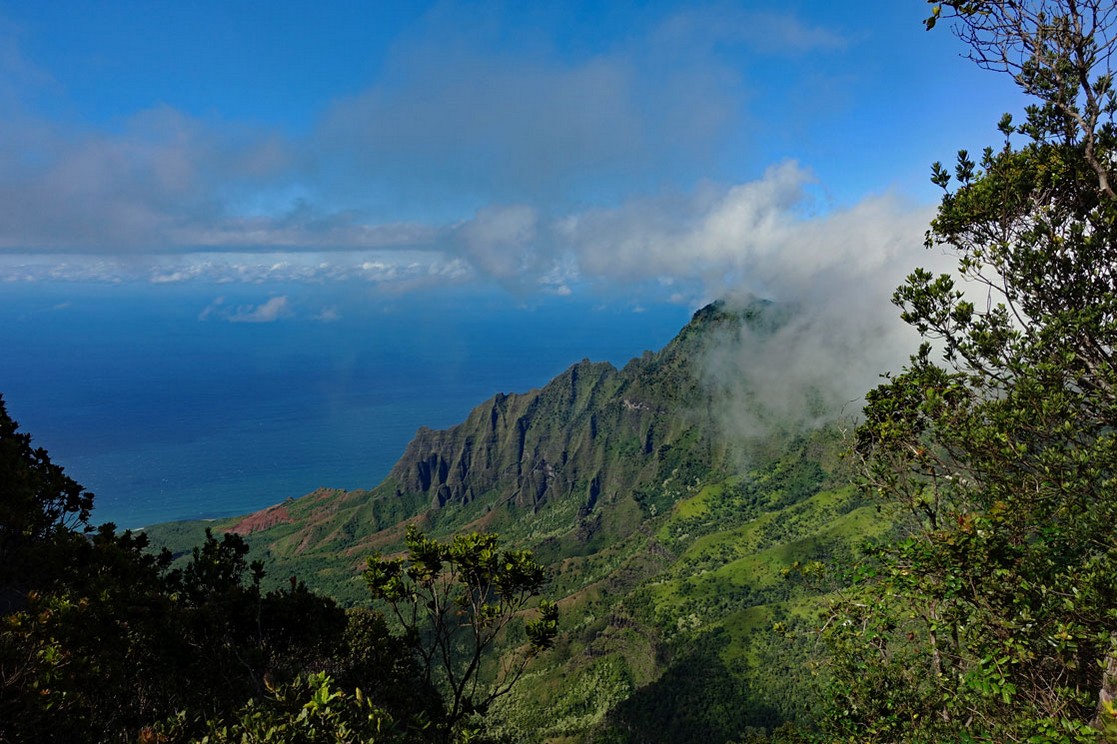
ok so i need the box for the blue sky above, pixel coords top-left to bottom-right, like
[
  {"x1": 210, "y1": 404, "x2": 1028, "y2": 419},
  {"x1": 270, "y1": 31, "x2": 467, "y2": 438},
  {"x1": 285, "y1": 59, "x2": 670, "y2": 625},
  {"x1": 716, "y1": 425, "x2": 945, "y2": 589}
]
[{"x1": 0, "y1": 0, "x2": 1023, "y2": 305}]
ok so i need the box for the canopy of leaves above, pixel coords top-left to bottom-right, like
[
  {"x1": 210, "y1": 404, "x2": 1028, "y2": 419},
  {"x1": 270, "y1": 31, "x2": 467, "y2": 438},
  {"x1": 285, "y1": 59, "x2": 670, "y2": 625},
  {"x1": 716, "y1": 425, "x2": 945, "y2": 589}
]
[
  {"x1": 0, "y1": 396, "x2": 438, "y2": 743},
  {"x1": 824, "y1": 2, "x2": 1117, "y2": 741}
]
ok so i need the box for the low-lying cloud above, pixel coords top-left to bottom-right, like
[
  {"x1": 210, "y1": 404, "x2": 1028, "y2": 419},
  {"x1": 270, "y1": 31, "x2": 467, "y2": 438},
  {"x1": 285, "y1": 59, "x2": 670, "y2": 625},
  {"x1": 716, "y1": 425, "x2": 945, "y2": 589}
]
[
  {"x1": 1, "y1": 146, "x2": 946, "y2": 433},
  {"x1": 436, "y1": 163, "x2": 943, "y2": 437},
  {"x1": 229, "y1": 296, "x2": 291, "y2": 323},
  {"x1": 199, "y1": 295, "x2": 292, "y2": 323}
]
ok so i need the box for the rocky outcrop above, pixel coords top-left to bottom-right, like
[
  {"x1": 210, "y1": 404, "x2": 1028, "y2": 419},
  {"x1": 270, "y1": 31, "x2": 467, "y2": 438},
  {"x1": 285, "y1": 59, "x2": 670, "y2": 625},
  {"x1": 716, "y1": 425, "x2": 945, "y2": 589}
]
[{"x1": 388, "y1": 359, "x2": 625, "y2": 511}]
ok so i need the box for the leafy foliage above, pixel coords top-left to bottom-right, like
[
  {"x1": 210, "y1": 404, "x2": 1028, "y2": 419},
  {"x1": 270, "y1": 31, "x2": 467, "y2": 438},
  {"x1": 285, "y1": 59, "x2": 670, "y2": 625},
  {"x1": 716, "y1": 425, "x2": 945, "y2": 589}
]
[
  {"x1": 145, "y1": 364, "x2": 867, "y2": 742},
  {"x1": 365, "y1": 526, "x2": 558, "y2": 743},
  {"x1": 0, "y1": 392, "x2": 95, "y2": 613},
  {"x1": 171, "y1": 673, "x2": 400, "y2": 744},
  {"x1": 824, "y1": 2, "x2": 1117, "y2": 741},
  {"x1": 0, "y1": 396, "x2": 441, "y2": 742}
]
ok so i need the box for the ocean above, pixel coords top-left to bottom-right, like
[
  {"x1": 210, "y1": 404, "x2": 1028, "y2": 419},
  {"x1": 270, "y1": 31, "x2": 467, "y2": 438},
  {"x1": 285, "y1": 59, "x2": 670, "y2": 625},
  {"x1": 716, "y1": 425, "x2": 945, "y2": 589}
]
[{"x1": 0, "y1": 281, "x2": 694, "y2": 528}]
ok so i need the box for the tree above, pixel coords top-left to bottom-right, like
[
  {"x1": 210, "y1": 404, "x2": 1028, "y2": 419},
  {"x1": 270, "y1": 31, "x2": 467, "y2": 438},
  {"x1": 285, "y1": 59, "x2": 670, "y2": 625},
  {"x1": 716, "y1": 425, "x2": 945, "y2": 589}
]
[
  {"x1": 364, "y1": 526, "x2": 558, "y2": 743},
  {"x1": 0, "y1": 393, "x2": 94, "y2": 611},
  {"x1": 824, "y1": 2, "x2": 1117, "y2": 741},
  {"x1": 0, "y1": 396, "x2": 181, "y2": 741},
  {"x1": 0, "y1": 395, "x2": 424, "y2": 742},
  {"x1": 924, "y1": 1, "x2": 1117, "y2": 199}
]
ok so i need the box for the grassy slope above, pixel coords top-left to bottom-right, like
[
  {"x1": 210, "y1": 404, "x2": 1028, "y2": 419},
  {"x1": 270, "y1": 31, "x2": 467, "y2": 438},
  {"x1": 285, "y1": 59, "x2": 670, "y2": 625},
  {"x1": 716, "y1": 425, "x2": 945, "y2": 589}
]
[{"x1": 485, "y1": 429, "x2": 886, "y2": 743}]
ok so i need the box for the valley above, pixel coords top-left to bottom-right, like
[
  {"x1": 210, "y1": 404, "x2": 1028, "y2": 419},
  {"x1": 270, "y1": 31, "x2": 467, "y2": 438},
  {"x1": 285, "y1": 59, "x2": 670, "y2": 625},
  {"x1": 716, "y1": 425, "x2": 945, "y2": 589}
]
[{"x1": 145, "y1": 299, "x2": 890, "y2": 741}]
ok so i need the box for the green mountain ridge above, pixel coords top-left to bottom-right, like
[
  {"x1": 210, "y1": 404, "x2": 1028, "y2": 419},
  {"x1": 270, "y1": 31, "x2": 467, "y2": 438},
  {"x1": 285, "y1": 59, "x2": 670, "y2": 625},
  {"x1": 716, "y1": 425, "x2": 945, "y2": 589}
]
[
  {"x1": 146, "y1": 299, "x2": 883, "y2": 742},
  {"x1": 381, "y1": 300, "x2": 749, "y2": 522}
]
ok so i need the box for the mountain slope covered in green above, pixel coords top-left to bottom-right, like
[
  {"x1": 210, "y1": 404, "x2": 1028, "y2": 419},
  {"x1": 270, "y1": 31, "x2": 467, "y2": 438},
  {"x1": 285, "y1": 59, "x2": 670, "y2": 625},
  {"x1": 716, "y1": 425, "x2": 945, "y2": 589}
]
[{"x1": 147, "y1": 300, "x2": 886, "y2": 741}]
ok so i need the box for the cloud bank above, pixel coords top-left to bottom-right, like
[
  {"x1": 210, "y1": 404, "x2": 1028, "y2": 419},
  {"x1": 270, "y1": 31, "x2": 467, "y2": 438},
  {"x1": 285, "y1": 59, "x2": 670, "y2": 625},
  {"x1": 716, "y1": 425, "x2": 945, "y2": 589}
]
[{"x1": 0, "y1": 162, "x2": 934, "y2": 300}]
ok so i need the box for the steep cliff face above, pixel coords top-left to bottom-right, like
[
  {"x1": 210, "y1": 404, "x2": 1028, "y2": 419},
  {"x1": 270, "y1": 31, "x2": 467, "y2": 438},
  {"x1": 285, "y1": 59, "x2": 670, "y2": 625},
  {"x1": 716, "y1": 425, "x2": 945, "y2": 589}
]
[
  {"x1": 380, "y1": 300, "x2": 750, "y2": 520},
  {"x1": 392, "y1": 359, "x2": 623, "y2": 511}
]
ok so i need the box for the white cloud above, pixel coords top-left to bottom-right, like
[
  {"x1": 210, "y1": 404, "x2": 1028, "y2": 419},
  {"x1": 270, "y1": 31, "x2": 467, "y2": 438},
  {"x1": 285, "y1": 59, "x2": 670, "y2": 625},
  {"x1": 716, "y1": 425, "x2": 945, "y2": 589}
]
[
  {"x1": 454, "y1": 204, "x2": 540, "y2": 281},
  {"x1": 228, "y1": 296, "x2": 291, "y2": 323},
  {"x1": 433, "y1": 162, "x2": 946, "y2": 439},
  {"x1": 198, "y1": 296, "x2": 225, "y2": 321},
  {"x1": 313, "y1": 4, "x2": 831, "y2": 210},
  {"x1": 0, "y1": 163, "x2": 938, "y2": 311},
  {"x1": 0, "y1": 105, "x2": 292, "y2": 253},
  {"x1": 0, "y1": 4, "x2": 864, "y2": 256},
  {"x1": 435, "y1": 162, "x2": 938, "y2": 312},
  {"x1": 0, "y1": 249, "x2": 475, "y2": 287},
  {"x1": 653, "y1": 6, "x2": 848, "y2": 56}
]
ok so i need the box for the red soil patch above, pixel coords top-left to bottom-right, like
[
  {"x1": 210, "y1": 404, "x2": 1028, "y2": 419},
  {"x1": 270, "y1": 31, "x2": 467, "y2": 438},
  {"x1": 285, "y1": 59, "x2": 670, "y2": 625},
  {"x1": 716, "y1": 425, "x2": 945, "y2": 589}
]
[{"x1": 227, "y1": 504, "x2": 293, "y2": 536}]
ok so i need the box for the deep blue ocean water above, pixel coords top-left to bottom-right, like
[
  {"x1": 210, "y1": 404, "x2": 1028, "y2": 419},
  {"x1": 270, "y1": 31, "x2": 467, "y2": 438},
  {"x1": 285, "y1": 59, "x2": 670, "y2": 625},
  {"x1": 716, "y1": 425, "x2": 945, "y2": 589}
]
[{"x1": 0, "y1": 281, "x2": 693, "y2": 528}]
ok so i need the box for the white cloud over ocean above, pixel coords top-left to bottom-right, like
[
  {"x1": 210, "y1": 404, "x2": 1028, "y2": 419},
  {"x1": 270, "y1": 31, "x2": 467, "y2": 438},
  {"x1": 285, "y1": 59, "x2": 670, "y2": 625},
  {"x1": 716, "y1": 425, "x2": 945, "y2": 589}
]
[
  {"x1": 228, "y1": 296, "x2": 292, "y2": 323},
  {"x1": 0, "y1": 163, "x2": 932, "y2": 307},
  {"x1": 0, "y1": 162, "x2": 935, "y2": 313}
]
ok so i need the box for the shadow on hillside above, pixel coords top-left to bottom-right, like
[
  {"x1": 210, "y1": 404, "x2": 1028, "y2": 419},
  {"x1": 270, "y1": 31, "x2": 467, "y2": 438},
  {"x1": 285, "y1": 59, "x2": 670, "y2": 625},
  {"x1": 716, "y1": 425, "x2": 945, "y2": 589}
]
[{"x1": 601, "y1": 631, "x2": 784, "y2": 743}]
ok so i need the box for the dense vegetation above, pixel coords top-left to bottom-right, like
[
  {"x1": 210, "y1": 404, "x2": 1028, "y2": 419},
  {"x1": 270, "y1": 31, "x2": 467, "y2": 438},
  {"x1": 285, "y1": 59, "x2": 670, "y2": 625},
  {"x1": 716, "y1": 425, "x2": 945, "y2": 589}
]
[
  {"x1": 0, "y1": 393, "x2": 556, "y2": 742},
  {"x1": 822, "y1": 1, "x2": 1117, "y2": 741},
  {"x1": 7, "y1": 1, "x2": 1117, "y2": 741}
]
